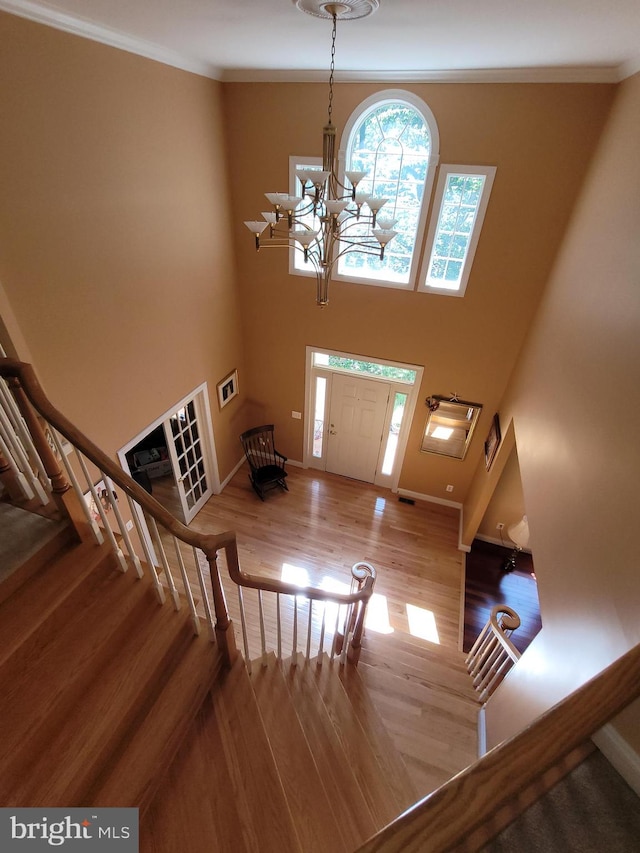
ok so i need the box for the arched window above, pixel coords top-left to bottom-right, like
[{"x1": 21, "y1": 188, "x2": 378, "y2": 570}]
[{"x1": 337, "y1": 91, "x2": 439, "y2": 290}]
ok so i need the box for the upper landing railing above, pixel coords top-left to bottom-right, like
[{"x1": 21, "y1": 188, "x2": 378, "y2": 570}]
[
  {"x1": 466, "y1": 604, "x2": 521, "y2": 703},
  {"x1": 0, "y1": 357, "x2": 376, "y2": 669}
]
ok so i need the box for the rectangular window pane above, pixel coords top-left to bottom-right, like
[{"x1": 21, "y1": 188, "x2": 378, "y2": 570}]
[
  {"x1": 423, "y1": 167, "x2": 495, "y2": 296},
  {"x1": 292, "y1": 159, "x2": 323, "y2": 275},
  {"x1": 382, "y1": 393, "x2": 407, "y2": 475},
  {"x1": 313, "y1": 376, "x2": 327, "y2": 458}
]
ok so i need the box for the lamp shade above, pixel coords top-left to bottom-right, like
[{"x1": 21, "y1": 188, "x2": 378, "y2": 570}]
[{"x1": 507, "y1": 515, "x2": 530, "y2": 550}]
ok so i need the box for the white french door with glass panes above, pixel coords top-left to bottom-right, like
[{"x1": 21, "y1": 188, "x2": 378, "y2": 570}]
[{"x1": 165, "y1": 397, "x2": 212, "y2": 524}]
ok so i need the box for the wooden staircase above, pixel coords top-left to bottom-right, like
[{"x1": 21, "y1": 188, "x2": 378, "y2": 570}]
[
  {"x1": 0, "y1": 514, "x2": 481, "y2": 851},
  {"x1": 142, "y1": 642, "x2": 480, "y2": 852},
  {"x1": 0, "y1": 524, "x2": 224, "y2": 812}
]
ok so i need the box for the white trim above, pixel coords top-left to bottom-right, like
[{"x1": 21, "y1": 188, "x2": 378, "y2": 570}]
[
  {"x1": 220, "y1": 454, "x2": 246, "y2": 491},
  {"x1": 304, "y1": 346, "x2": 423, "y2": 491},
  {"x1": 335, "y1": 90, "x2": 439, "y2": 293},
  {"x1": 0, "y1": 4, "x2": 629, "y2": 85},
  {"x1": 220, "y1": 66, "x2": 625, "y2": 84},
  {"x1": 592, "y1": 724, "x2": 640, "y2": 797},
  {"x1": 474, "y1": 533, "x2": 532, "y2": 554},
  {"x1": 397, "y1": 487, "x2": 463, "y2": 511},
  {"x1": 0, "y1": 0, "x2": 218, "y2": 79}
]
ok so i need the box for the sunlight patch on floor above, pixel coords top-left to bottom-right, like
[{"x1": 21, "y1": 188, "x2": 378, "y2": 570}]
[
  {"x1": 365, "y1": 592, "x2": 394, "y2": 634},
  {"x1": 406, "y1": 602, "x2": 440, "y2": 644}
]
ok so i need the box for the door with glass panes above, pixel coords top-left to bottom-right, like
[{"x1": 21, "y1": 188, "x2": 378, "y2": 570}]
[{"x1": 164, "y1": 397, "x2": 212, "y2": 524}]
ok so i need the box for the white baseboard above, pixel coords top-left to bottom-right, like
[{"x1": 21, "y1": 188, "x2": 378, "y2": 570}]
[
  {"x1": 397, "y1": 488, "x2": 462, "y2": 511},
  {"x1": 397, "y1": 488, "x2": 468, "y2": 553},
  {"x1": 219, "y1": 456, "x2": 246, "y2": 492},
  {"x1": 220, "y1": 455, "x2": 304, "y2": 492},
  {"x1": 592, "y1": 724, "x2": 640, "y2": 796},
  {"x1": 474, "y1": 533, "x2": 532, "y2": 554}
]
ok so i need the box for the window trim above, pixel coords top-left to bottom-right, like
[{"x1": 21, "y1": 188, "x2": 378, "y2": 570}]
[
  {"x1": 303, "y1": 345, "x2": 423, "y2": 492},
  {"x1": 419, "y1": 164, "x2": 497, "y2": 298},
  {"x1": 288, "y1": 155, "x2": 323, "y2": 280},
  {"x1": 334, "y1": 90, "x2": 440, "y2": 292}
]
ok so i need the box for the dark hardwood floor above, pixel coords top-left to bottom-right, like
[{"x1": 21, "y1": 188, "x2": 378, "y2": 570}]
[{"x1": 463, "y1": 538, "x2": 541, "y2": 654}]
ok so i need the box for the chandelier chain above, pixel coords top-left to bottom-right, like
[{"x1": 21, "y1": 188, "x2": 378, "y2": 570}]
[{"x1": 327, "y1": 13, "x2": 337, "y2": 125}]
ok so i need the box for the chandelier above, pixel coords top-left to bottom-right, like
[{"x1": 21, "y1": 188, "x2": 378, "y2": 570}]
[{"x1": 244, "y1": 0, "x2": 396, "y2": 307}]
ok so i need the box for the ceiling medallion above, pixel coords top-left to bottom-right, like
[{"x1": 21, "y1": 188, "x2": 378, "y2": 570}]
[{"x1": 293, "y1": 0, "x2": 379, "y2": 21}]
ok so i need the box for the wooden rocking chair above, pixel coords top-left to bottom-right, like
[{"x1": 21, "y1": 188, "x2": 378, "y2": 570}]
[{"x1": 240, "y1": 424, "x2": 288, "y2": 501}]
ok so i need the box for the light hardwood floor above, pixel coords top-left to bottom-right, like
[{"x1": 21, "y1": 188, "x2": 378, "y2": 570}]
[
  {"x1": 150, "y1": 465, "x2": 479, "y2": 801},
  {"x1": 151, "y1": 463, "x2": 466, "y2": 656}
]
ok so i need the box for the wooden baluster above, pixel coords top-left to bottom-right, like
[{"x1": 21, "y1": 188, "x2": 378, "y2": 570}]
[
  {"x1": 292, "y1": 595, "x2": 298, "y2": 665},
  {"x1": 276, "y1": 592, "x2": 282, "y2": 662},
  {"x1": 318, "y1": 602, "x2": 327, "y2": 661},
  {"x1": 8, "y1": 377, "x2": 95, "y2": 540},
  {"x1": 192, "y1": 547, "x2": 214, "y2": 640},
  {"x1": 0, "y1": 439, "x2": 33, "y2": 501},
  {"x1": 306, "y1": 599, "x2": 313, "y2": 662},
  {"x1": 258, "y1": 590, "x2": 267, "y2": 666},
  {"x1": 237, "y1": 586, "x2": 251, "y2": 674},
  {"x1": 0, "y1": 401, "x2": 47, "y2": 503},
  {"x1": 0, "y1": 377, "x2": 51, "y2": 491},
  {"x1": 172, "y1": 537, "x2": 201, "y2": 636}
]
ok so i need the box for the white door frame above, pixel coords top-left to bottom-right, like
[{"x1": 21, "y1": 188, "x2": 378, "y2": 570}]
[
  {"x1": 117, "y1": 382, "x2": 220, "y2": 557},
  {"x1": 303, "y1": 347, "x2": 423, "y2": 492}
]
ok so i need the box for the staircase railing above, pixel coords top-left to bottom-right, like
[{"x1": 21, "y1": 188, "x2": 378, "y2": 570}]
[
  {"x1": 356, "y1": 640, "x2": 640, "y2": 852},
  {"x1": 0, "y1": 358, "x2": 376, "y2": 669},
  {"x1": 466, "y1": 604, "x2": 521, "y2": 702},
  {"x1": 232, "y1": 559, "x2": 376, "y2": 672}
]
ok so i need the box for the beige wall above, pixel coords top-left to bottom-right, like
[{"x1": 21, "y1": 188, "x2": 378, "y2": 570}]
[
  {"x1": 466, "y1": 72, "x2": 640, "y2": 748},
  {"x1": 0, "y1": 12, "x2": 249, "y2": 482},
  {"x1": 476, "y1": 444, "x2": 526, "y2": 543},
  {"x1": 224, "y1": 80, "x2": 613, "y2": 501}
]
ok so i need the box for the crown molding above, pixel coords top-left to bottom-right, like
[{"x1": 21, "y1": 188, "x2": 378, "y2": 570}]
[
  {"x1": 221, "y1": 65, "x2": 623, "y2": 84},
  {"x1": 0, "y1": 0, "x2": 631, "y2": 85},
  {"x1": 0, "y1": 0, "x2": 220, "y2": 79}
]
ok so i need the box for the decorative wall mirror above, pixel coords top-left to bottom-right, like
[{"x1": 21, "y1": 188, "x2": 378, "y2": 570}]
[{"x1": 421, "y1": 395, "x2": 483, "y2": 460}]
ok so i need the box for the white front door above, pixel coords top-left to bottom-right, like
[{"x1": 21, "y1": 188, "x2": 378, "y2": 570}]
[{"x1": 325, "y1": 374, "x2": 390, "y2": 483}]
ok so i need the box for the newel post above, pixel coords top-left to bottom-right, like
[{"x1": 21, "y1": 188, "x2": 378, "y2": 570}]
[{"x1": 204, "y1": 545, "x2": 238, "y2": 668}]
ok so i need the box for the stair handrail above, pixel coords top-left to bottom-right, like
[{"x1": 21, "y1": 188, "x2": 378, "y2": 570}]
[
  {"x1": 466, "y1": 604, "x2": 521, "y2": 702},
  {"x1": 0, "y1": 358, "x2": 376, "y2": 667},
  {"x1": 356, "y1": 640, "x2": 640, "y2": 852}
]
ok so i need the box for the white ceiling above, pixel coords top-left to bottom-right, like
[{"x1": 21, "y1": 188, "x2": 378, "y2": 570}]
[{"x1": 2, "y1": 0, "x2": 640, "y2": 83}]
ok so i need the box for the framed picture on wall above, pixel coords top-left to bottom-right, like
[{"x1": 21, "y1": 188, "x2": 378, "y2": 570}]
[
  {"x1": 217, "y1": 369, "x2": 239, "y2": 409},
  {"x1": 484, "y1": 413, "x2": 501, "y2": 470}
]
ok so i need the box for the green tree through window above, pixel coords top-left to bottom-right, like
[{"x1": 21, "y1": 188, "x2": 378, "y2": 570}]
[{"x1": 340, "y1": 101, "x2": 431, "y2": 285}]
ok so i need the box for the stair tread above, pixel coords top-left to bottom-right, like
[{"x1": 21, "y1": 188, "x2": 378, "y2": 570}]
[
  {"x1": 0, "y1": 550, "x2": 154, "y2": 781},
  {"x1": 0, "y1": 539, "x2": 117, "y2": 667},
  {"x1": 250, "y1": 653, "x2": 349, "y2": 853},
  {"x1": 93, "y1": 630, "x2": 223, "y2": 812},
  {"x1": 282, "y1": 655, "x2": 379, "y2": 849},
  {"x1": 141, "y1": 691, "x2": 252, "y2": 853},
  {"x1": 336, "y1": 661, "x2": 418, "y2": 815},
  {"x1": 212, "y1": 658, "x2": 301, "y2": 853},
  {"x1": 306, "y1": 653, "x2": 403, "y2": 829},
  {"x1": 359, "y1": 633, "x2": 478, "y2": 703},
  {"x1": 6, "y1": 578, "x2": 195, "y2": 806}
]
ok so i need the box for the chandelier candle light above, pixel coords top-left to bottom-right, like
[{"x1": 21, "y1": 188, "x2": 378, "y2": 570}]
[{"x1": 244, "y1": 0, "x2": 394, "y2": 307}]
